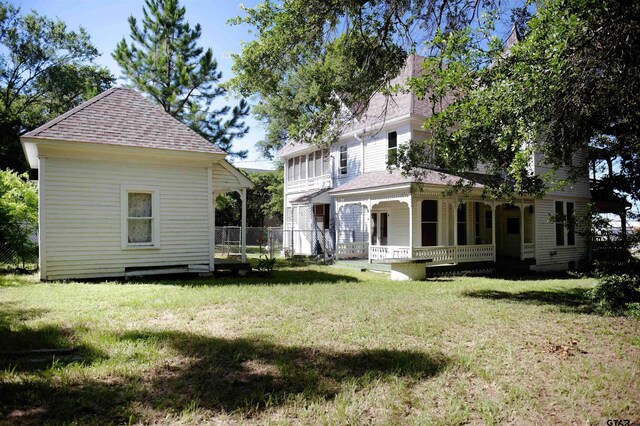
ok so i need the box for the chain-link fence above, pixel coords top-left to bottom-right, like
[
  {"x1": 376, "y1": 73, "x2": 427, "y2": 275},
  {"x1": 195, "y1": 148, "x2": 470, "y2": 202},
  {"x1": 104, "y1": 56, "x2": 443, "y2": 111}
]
[
  {"x1": 0, "y1": 240, "x2": 38, "y2": 271},
  {"x1": 213, "y1": 226, "x2": 335, "y2": 260}
]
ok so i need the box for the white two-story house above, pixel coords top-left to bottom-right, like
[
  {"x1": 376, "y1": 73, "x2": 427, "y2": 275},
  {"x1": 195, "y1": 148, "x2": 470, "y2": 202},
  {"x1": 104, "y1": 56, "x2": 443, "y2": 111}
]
[{"x1": 277, "y1": 54, "x2": 590, "y2": 279}]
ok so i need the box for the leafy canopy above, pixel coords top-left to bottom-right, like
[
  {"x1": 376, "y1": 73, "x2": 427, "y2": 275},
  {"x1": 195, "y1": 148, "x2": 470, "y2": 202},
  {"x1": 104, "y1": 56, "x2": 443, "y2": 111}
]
[
  {"x1": 403, "y1": 0, "x2": 640, "y2": 200},
  {"x1": 0, "y1": 169, "x2": 38, "y2": 268},
  {"x1": 114, "y1": 0, "x2": 250, "y2": 158},
  {"x1": 0, "y1": 1, "x2": 114, "y2": 171},
  {"x1": 229, "y1": 0, "x2": 496, "y2": 159}
]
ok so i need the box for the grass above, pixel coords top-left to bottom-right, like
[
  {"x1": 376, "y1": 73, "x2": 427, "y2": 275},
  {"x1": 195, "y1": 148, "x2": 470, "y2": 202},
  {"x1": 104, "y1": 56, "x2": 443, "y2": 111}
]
[{"x1": 0, "y1": 266, "x2": 638, "y2": 425}]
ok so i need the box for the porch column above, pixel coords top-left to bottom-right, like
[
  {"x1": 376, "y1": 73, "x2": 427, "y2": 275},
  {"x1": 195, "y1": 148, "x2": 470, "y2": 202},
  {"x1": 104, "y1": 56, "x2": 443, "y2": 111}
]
[
  {"x1": 335, "y1": 201, "x2": 341, "y2": 261},
  {"x1": 408, "y1": 197, "x2": 414, "y2": 257},
  {"x1": 453, "y1": 201, "x2": 459, "y2": 264},
  {"x1": 241, "y1": 188, "x2": 247, "y2": 263},
  {"x1": 207, "y1": 165, "x2": 215, "y2": 272},
  {"x1": 491, "y1": 203, "x2": 497, "y2": 262},
  {"x1": 520, "y1": 200, "x2": 525, "y2": 261},
  {"x1": 368, "y1": 199, "x2": 373, "y2": 263}
]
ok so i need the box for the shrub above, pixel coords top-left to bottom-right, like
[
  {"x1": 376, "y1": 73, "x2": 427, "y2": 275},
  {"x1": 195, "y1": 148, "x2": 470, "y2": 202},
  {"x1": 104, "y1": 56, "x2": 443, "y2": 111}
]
[
  {"x1": 0, "y1": 169, "x2": 38, "y2": 270},
  {"x1": 589, "y1": 274, "x2": 640, "y2": 315}
]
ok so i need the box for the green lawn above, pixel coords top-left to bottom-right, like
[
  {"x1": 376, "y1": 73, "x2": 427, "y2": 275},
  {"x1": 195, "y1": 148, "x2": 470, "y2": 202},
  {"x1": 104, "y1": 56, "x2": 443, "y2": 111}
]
[{"x1": 0, "y1": 267, "x2": 638, "y2": 425}]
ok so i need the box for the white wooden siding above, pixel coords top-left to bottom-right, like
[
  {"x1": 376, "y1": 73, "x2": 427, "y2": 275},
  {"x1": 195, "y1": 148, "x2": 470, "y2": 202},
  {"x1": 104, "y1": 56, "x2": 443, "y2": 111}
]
[
  {"x1": 363, "y1": 124, "x2": 411, "y2": 173},
  {"x1": 534, "y1": 150, "x2": 591, "y2": 198},
  {"x1": 43, "y1": 157, "x2": 210, "y2": 280},
  {"x1": 337, "y1": 204, "x2": 368, "y2": 243},
  {"x1": 211, "y1": 161, "x2": 242, "y2": 189},
  {"x1": 372, "y1": 201, "x2": 410, "y2": 246},
  {"x1": 333, "y1": 140, "x2": 362, "y2": 184},
  {"x1": 534, "y1": 198, "x2": 588, "y2": 269}
]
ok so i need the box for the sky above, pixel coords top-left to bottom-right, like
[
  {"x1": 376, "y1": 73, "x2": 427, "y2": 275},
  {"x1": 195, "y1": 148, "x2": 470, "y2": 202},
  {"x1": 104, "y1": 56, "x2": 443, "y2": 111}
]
[{"x1": 17, "y1": 0, "x2": 273, "y2": 170}]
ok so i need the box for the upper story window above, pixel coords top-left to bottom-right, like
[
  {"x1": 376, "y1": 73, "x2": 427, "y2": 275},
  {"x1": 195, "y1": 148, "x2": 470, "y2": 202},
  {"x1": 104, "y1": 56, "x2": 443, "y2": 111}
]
[
  {"x1": 555, "y1": 201, "x2": 576, "y2": 246},
  {"x1": 286, "y1": 149, "x2": 330, "y2": 182},
  {"x1": 121, "y1": 185, "x2": 160, "y2": 249},
  {"x1": 387, "y1": 131, "x2": 398, "y2": 166},
  {"x1": 339, "y1": 145, "x2": 348, "y2": 175}
]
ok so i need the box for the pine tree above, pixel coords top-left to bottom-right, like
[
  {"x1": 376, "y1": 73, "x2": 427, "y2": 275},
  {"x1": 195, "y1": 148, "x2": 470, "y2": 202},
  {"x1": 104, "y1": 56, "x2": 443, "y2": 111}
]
[{"x1": 113, "y1": 0, "x2": 248, "y2": 158}]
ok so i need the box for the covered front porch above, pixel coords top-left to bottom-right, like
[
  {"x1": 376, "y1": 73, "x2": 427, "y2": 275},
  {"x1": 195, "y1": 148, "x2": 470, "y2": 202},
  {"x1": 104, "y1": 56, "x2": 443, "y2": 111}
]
[{"x1": 335, "y1": 189, "x2": 535, "y2": 279}]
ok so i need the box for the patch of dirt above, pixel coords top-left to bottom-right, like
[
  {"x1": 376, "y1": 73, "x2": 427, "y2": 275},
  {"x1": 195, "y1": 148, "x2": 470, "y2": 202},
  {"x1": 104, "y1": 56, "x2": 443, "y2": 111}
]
[
  {"x1": 543, "y1": 338, "x2": 588, "y2": 359},
  {"x1": 5, "y1": 407, "x2": 47, "y2": 426}
]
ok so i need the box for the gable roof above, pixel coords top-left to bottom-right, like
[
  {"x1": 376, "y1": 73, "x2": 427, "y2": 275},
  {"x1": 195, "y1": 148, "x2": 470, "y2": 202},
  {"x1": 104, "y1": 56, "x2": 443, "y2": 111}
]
[{"x1": 23, "y1": 87, "x2": 225, "y2": 155}]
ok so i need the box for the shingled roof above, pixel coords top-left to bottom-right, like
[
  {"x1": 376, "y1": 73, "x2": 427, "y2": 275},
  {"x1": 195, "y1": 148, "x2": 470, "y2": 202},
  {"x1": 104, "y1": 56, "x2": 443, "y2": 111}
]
[
  {"x1": 329, "y1": 168, "x2": 484, "y2": 194},
  {"x1": 23, "y1": 87, "x2": 225, "y2": 155}
]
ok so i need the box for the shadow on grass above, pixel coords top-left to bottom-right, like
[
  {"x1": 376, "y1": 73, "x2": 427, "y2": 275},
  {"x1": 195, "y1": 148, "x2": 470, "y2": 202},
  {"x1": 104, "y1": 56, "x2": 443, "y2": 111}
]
[
  {"x1": 461, "y1": 287, "x2": 594, "y2": 313},
  {"x1": 1, "y1": 329, "x2": 451, "y2": 424},
  {"x1": 126, "y1": 268, "x2": 360, "y2": 287},
  {"x1": 0, "y1": 303, "x2": 106, "y2": 372}
]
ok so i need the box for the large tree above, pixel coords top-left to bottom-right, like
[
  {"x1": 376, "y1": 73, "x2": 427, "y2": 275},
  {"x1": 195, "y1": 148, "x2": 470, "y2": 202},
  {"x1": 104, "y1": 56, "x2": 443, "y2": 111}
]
[
  {"x1": 114, "y1": 0, "x2": 250, "y2": 158},
  {"x1": 228, "y1": 0, "x2": 499, "y2": 160},
  {"x1": 0, "y1": 1, "x2": 114, "y2": 172},
  {"x1": 230, "y1": 0, "x2": 639, "y2": 208},
  {"x1": 402, "y1": 0, "x2": 640, "y2": 202}
]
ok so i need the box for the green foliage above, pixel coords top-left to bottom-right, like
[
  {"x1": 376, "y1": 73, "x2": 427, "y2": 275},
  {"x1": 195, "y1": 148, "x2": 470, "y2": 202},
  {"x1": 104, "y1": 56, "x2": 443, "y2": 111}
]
[
  {"x1": 0, "y1": 169, "x2": 38, "y2": 269},
  {"x1": 0, "y1": 1, "x2": 114, "y2": 171},
  {"x1": 214, "y1": 168, "x2": 283, "y2": 227},
  {"x1": 405, "y1": 0, "x2": 640, "y2": 199},
  {"x1": 113, "y1": 0, "x2": 249, "y2": 158},
  {"x1": 590, "y1": 274, "x2": 640, "y2": 316},
  {"x1": 228, "y1": 0, "x2": 496, "y2": 159}
]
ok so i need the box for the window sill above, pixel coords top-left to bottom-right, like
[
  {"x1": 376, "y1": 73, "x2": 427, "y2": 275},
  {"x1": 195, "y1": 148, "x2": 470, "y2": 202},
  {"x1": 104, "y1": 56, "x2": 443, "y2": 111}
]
[{"x1": 122, "y1": 244, "x2": 161, "y2": 250}]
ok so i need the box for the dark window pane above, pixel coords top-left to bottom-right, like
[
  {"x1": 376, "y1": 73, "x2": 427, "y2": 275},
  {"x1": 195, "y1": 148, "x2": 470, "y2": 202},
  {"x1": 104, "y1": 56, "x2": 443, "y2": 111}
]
[
  {"x1": 421, "y1": 200, "x2": 437, "y2": 222},
  {"x1": 388, "y1": 131, "x2": 397, "y2": 149},
  {"x1": 555, "y1": 201, "x2": 563, "y2": 216},
  {"x1": 556, "y1": 223, "x2": 565, "y2": 246},
  {"x1": 457, "y1": 204, "x2": 466, "y2": 223},
  {"x1": 457, "y1": 224, "x2": 467, "y2": 245},
  {"x1": 567, "y1": 202, "x2": 575, "y2": 245},
  {"x1": 421, "y1": 223, "x2": 437, "y2": 246},
  {"x1": 485, "y1": 210, "x2": 492, "y2": 228},
  {"x1": 506, "y1": 217, "x2": 520, "y2": 234}
]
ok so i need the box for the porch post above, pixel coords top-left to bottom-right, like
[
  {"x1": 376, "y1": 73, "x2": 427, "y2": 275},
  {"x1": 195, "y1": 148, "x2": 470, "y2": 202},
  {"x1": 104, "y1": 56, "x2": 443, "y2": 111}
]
[
  {"x1": 453, "y1": 201, "x2": 459, "y2": 264},
  {"x1": 492, "y1": 203, "x2": 497, "y2": 262},
  {"x1": 368, "y1": 199, "x2": 373, "y2": 263},
  {"x1": 520, "y1": 200, "x2": 525, "y2": 261},
  {"x1": 335, "y1": 200, "x2": 340, "y2": 261},
  {"x1": 207, "y1": 167, "x2": 214, "y2": 272},
  {"x1": 408, "y1": 196, "x2": 414, "y2": 258},
  {"x1": 241, "y1": 188, "x2": 247, "y2": 263}
]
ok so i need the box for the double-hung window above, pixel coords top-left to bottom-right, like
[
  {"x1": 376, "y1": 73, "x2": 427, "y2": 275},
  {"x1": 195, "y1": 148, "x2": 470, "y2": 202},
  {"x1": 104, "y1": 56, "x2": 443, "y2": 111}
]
[
  {"x1": 387, "y1": 131, "x2": 398, "y2": 166},
  {"x1": 555, "y1": 201, "x2": 576, "y2": 246},
  {"x1": 339, "y1": 145, "x2": 348, "y2": 175},
  {"x1": 122, "y1": 186, "x2": 159, "y2": 248}
]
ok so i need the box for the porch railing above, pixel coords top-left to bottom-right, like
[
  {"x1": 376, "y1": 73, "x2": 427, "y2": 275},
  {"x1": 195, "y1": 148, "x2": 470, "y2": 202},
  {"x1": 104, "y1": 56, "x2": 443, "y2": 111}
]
[
  {"x1": 336, "y1": 242, "x2": 368, "y2": 259},
  {"x1": 370, "y1": 244, "x2": 495, "y2": 265},
  {"x1": 286, "y1": 174, "x2": 332, "y2": 193},
  {"x1": 369, "y1": 245, "x2": 411, "y2": 260}
]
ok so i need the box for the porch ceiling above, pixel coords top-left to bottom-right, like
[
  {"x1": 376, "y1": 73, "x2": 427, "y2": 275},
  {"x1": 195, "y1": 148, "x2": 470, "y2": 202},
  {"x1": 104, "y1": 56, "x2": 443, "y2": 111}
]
[{"x1": 290, "y1": 187, "x2": 332, "y2": 204}]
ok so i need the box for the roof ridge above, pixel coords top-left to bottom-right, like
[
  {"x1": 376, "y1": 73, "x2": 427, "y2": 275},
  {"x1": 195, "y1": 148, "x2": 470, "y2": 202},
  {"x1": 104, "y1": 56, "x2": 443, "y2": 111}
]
[{"x1": 24, "y1": 87, "x2": 124, "y2": 138}]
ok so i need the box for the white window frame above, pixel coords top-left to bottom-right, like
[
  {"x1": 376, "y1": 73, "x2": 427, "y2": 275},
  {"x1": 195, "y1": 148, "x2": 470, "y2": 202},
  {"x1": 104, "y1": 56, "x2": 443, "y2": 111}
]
[
  {"x1": 121, "y1": 185, "x2": 160, "y2": 249},
  {"x1": 554, "y1": 200, "x2": 576, "y2": 247},
  {"x1": 339, "y1": 145, "x2": 348, "y2": 176},
  {"x1": 387, "y1": 131, "x2": 398, "y2": 167}
]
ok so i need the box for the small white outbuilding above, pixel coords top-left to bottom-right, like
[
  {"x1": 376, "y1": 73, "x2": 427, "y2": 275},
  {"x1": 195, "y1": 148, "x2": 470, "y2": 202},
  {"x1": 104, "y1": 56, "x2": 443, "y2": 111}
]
[{"x1": 21, "y1": 87, "x2": 253, "y2": 281}]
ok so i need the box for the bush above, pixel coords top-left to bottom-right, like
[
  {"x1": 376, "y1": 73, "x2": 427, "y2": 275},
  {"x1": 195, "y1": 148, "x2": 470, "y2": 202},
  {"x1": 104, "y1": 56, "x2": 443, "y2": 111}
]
[
  {"x1": 589, "y1": 274, "x2": 640, "y2": 315},
  {"x1": 0, "y1": 169, "x2": 38, "y2": 270}
]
